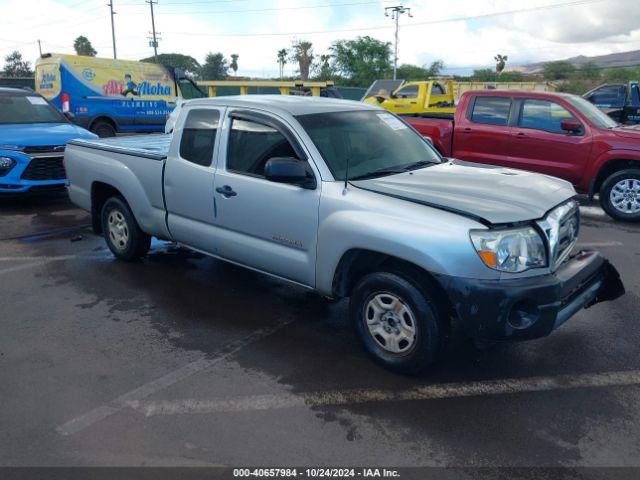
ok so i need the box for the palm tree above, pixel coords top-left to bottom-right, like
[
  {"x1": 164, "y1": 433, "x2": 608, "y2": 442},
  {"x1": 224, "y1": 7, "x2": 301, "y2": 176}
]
[
  {"x1": 277, "y1": 48, "x2": 288, "y2": 79},
  {"x1": 494, "y1": 54, "x2": 508, "y2": 76},
  {"x1": 230, "y1": 54, "x2": 239, "y2": 76},
  {"x1": 290, "y1": 40, "x2": 313, "y2": 81}
]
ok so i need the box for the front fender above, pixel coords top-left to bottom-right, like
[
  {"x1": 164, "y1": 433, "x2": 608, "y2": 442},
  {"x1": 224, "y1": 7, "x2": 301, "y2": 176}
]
[{"x1": 315, "y1": 185, "x2": 498, "y2": 296}]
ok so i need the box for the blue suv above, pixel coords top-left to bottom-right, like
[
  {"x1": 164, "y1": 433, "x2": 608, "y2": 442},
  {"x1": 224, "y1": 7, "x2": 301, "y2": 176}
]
[{"x1": 0, "y1": 87, "x2": 96, "y2": 194}]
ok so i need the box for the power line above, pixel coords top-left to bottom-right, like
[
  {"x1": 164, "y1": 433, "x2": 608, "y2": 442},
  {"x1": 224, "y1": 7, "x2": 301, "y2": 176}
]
[
  {"x1": 118, "y1": 0, "x2": 397, "y2": 15},
  {"x1": 161, "y1": 0, "x2": 607, "y2": 37}
]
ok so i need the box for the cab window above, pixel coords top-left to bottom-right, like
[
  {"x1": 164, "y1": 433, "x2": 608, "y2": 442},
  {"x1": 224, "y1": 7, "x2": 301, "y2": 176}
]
[
  {"x1": 227, "y1": 118, "x2": 299, "y2": 177},
  {"x1": 395, "y1": 85, "x2": 419, "y2": 99},
  {"x1": 518, "y1": 99, "x2": 577, "y2": 134},
  {"x1": 586, "y1": 85, "x2": 626, "y2": 108},
  {"x1": 179, "y1": 109, "x2": 219, "y2": 166},
  {"x1": 470, "y1": 96, "x2": 511, "y2": 125}
]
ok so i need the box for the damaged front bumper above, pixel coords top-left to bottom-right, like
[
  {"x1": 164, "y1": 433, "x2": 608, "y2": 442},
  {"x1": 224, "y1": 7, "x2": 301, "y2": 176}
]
[{"x1": 438, "y1": 251, "x2": 625, "y2": 341}]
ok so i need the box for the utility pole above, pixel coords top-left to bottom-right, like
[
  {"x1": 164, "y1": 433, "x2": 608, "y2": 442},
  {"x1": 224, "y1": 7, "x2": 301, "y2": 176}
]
[
  {"x1": 385, "y1": 5, "x2": 412, "y2": 80},
  {"x1": 37, "y1": 39, "x2": 42, "y2": 57},
  {"x1": 108, "y1": 0, "x2": 117, "y2": 59},
  {"x1": 147, "y1": 0, "x2": 159, "y2": 62}
]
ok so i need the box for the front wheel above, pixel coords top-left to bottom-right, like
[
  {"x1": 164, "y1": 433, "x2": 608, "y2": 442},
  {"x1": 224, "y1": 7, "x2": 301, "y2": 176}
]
[
  {"x1": 600, "y1": 169, "x2": 640, "y2": 222},
  {"x1": 101, "y1": 196, "x2": 151, "y2": 261},
  {"x1": 350, "y1": 272, "x2": 446, "y2": 375}
]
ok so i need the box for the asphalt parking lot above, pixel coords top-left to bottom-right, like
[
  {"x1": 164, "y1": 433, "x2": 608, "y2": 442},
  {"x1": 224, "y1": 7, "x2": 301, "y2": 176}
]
[{"x1": 1, "y1": 192, "x2": 639, "y2": 468}]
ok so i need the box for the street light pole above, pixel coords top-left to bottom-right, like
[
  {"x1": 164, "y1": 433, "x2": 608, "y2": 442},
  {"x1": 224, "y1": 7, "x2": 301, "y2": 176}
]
[
  {"x1": 385, "y1": 5, "x2": 412, "y2": 80},
  {"x1": 108, "y1": 0, "x2": 117, "y2": 59}
]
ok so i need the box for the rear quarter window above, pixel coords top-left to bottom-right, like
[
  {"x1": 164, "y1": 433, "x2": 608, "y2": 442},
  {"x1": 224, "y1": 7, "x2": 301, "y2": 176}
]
[
  {"x1": 179, "y1": 109, "x2": 219, "y2": 166},
  {"x1": 470, "y1": 96, "x2": 512, "y2": 125}
]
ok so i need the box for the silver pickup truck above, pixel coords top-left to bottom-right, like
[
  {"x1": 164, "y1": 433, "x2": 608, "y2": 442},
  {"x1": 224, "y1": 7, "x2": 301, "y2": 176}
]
[{"x1": 64, "y1": 96, "x2": 624, "y2": 374}]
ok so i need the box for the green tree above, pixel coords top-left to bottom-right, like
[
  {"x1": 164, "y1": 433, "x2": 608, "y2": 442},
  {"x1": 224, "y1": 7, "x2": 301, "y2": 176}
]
[
  {"x1": 73, "y1": 36, "x2": 97, "y2": 57},
  {"x1": 290, "y1": 40, "x2": 314, "y2": 80},
  {"x1": 141, "y1": 53, "x2": 201, "y2": 77},
  {"x1": 277, "y1": 48, "x2": 288, "y2": 79},
  {"x1": 230, "y1": 54, "x2": 239, "y2": 76},
  {"x1": 396, "y1": 60, "x2": 444, "y2": 80},
  {"x1": 472, "y1": 68, "x2": 524, "y2": 82},
  {"x1": 2, "y1": 51, "x2": 32, "y2": 77},
  {"x1": 313, "y1": 54, "x2": 335, "y2": 81},
  {"x1": 494, "y1": 54, "x2": 508, "y2": 75},
  {"x1": 579, "y1": 61, "x2": 600, "y2": 80},
  {"x1": 426, "y1": 60, "x2": 444, "y2": 77},
  {"x1": 602, "y1": 66, "x2": 639, "y2": 83},
  {"x1": 543, "y1": 60, "x2": 575, "y2": 80},
  {"x1": 471, "y1": 68, "x2": 496, "y2": 81},
  {"x1": 331, "y1": 36, "x2": 392, "y2": 87},
  {"x1": 200, "y1": 52, "x2": 228, "y2": 80}
]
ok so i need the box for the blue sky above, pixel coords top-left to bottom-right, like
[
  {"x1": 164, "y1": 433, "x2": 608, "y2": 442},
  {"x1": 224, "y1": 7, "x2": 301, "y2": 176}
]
[{"x1": 2, "y1": 0, "x2": 639, "y2": 77}]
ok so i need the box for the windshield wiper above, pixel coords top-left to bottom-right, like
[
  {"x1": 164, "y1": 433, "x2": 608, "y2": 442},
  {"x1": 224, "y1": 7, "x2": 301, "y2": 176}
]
[
  {"x1": 400, "y1": 159, "x2": 438, "y2": 172},
  {"x1": 349, "y1": 167, "x2": 407, "y2": 181},
  {"x1": 349, "y1": 160, "x2": 437, "y2": 181}
]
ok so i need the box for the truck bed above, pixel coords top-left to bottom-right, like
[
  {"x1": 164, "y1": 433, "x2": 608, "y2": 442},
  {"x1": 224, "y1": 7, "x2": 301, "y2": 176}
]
[{"x1": 68, "y1": 134, "x2": 172, "y2": 160}]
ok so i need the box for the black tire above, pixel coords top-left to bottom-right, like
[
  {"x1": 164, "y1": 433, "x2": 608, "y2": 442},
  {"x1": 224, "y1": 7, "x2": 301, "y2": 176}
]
[
  {"x1": 101, "y1": 196, "x2": 151, "y2": 261},
  {"x1": 350, "y1": 271, "x2": 447, "y2": 375},
  {"x1": 91, "y1": 120, "x2": 116, "y2": 138},
  {"x1": 599, "y1": 168, "x2": 640, "y2": 222}
]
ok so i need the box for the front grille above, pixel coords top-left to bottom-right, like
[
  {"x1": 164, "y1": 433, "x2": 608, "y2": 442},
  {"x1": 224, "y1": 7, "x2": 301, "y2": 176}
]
[
  {"x1": 537, "y1": 201, "x2": 580, "y2": 270},
  {"x1": 21, "y1": 155, "x2": 66, "y2": 181},
  {"x1": 23, "y1": 145, "x2": 65, "y2": 154}
]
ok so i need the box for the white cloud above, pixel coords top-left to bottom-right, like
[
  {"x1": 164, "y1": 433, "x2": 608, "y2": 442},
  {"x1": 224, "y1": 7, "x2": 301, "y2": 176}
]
[{"x1": 1, "y1": 0, "x2": 639, "y2": 77}]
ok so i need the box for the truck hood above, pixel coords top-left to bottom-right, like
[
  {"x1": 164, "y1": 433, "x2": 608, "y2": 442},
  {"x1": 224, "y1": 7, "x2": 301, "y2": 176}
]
[
  {"x1": 0, "y1": 123, "x2": 96, "y2": 149},
  {"x1": 612, "y1": 124, "x2": 640, "y2": 140},
  {"x1": 351, "y1": 159, "x2": 576, "y2": 225}
]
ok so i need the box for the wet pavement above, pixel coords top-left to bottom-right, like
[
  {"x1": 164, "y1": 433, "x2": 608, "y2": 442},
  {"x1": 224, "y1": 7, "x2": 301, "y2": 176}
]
[{"x1": 1, "y1": 193, "x2": 640, "y2": 468}]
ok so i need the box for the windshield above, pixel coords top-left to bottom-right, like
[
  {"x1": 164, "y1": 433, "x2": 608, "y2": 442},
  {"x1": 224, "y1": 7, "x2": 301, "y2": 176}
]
[
  {"x1": 296, "y1": 110, "x2": 442, "y2": 181},
  {"x1": 0, "y1": 94, "x2": 67, "y2": 124},
  {"x1": 565, "y1": 95, "x2": 618, "y2": 129}
]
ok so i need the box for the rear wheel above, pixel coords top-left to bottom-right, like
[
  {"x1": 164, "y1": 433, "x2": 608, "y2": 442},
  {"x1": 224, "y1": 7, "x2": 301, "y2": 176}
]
[
  {"x1": 101, "y1": 196, "x2": 150, "y2": 261},
  {"x1": 91, "y1": 120, "x2": 116, "y2": 138},
  {"x1": 350, "y1": 272, "x2": 446, "y2": 375},
  {"x1": 600, "y1": 169, "x2": 640, "y2": 222}
]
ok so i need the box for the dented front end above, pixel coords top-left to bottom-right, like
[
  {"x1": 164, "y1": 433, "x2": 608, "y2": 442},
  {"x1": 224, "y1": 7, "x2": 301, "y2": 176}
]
[{"x1": 437, "y1": 250, "x2": 624, "y2": 341}]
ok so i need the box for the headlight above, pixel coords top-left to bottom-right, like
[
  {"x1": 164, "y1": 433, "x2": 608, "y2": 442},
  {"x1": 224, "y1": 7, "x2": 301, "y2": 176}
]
[
  {"x1": 470, "y1": 226, "x2": 547, "y2": 273},
  {"x1": 0, "y1": 156, "x2": 16, "y2": 175}
]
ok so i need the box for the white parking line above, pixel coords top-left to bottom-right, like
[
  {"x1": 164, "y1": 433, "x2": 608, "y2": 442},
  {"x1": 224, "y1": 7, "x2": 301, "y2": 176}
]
[
  {"x1": 0, "y1": 262, "x2": 49, "y2": 276},
  {"x1": 579, "y1": 206, "x2": 608, "y2": 218},
  {"x1": 55, "y1": 318, "x2": 296, "y2": 436},
  {"x1": 577, "y1": 241, "x2": 623, "y2": 248},
  {"x1": 0, "y1": 255, "x2": 110, "y2": 275},
  {"x1": 125, "y1": 370, "x2": 640, "y2": 416}
]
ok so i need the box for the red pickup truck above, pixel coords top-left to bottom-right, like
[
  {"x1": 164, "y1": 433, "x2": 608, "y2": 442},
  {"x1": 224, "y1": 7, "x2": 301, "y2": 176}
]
[{"x1": 406, "y1": 90, "x2": 640, "y2": 221}]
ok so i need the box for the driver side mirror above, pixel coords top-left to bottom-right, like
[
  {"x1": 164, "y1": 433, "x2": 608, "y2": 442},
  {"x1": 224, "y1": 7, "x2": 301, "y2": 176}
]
[
  {"x1": 264, "y1": 157, "x2": 316, "y2": 189},
  {"x1": 561, "y1": 118, "x2": 582, "y2": 134}
]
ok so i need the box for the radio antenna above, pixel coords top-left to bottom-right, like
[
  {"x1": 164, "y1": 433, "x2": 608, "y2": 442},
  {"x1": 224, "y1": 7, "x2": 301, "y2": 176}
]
[{"x1": 344, "y1": 155, "x2": 351, "y2": 189}]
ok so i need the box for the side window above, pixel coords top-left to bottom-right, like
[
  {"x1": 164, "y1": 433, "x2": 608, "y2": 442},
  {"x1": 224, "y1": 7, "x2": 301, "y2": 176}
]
[
  {"x1": 432, "y1": 84, "x2": 445, "y2": 95},
  {"x1": 519, "y1": 99, "x2": 576, "y2": 134},
  {"x1": 588, "y1": 85, "x2": 626, "y2": 108},
  {"x1": 179, "y1": 109, "x2": 220, "y2": 166},
  {"x1": 227, "y1": 118, "x2": 299, "y2": 177},
  {"x1": 470, "y1": 96, "x2": 511, "y2": 125},
  {"x1": 395, "y1": 85, "x2": 419, "y2": 99}
]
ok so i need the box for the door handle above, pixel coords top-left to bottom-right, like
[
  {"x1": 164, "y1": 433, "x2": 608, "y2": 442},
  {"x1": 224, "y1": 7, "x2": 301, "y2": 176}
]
[
  {"x1": 515, "y1": 132, "x2": 527, "y2": 138},
  {"x1": 216, "y1": 185, "x2": 237, "y2": 198},
  {"x1": 462, "y1": 127, "x2": 473, "y2": 133}
]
